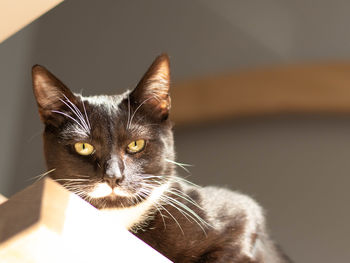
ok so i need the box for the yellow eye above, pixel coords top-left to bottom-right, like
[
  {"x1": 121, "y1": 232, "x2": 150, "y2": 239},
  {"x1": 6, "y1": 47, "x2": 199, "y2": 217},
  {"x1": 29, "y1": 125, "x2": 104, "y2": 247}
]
[
  {"x1": 74, "y1": 142, "x2": 95, "y2": 156},
  {"x1": 127, "y1": 139, "x2": 145, "y2": 153}
]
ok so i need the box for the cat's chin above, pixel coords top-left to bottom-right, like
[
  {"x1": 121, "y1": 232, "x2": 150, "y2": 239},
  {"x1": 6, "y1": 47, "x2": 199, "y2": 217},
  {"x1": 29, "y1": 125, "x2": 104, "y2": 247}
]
[
  {"x1": 84, "y1": 182, "x2": 140, "y2": 209},
  {"x1": 87, "y1": 194, "x2": 139, "y2": 209},
  {"x1": 88, "y1": 182, "x2": 132, "y2": 198}
]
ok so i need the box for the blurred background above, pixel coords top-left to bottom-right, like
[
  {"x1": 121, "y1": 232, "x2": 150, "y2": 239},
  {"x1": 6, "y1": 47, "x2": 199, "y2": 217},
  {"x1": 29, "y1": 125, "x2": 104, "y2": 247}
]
[{"x1": 1, "y1": 1, "x2": 350, "y2": 262}]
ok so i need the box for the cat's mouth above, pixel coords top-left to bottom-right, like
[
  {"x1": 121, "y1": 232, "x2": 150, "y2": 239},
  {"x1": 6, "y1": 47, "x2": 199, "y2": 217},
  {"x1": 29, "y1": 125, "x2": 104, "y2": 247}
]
[{"x1": 88, "y1": 182, "x2": 132, "y2": 198}]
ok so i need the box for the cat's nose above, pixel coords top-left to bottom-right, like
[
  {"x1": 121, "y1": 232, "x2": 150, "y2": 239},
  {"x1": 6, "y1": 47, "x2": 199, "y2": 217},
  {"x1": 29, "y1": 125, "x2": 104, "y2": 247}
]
[
  {"x1": 104, "y1": 173, "x2": 122, "y2": 187},
  {"x1": 104, "y1": 166, "x2": 124, "y2": 186},
  {"x1": 104, "y1": 155, "x2": 125, "y2": 186}
]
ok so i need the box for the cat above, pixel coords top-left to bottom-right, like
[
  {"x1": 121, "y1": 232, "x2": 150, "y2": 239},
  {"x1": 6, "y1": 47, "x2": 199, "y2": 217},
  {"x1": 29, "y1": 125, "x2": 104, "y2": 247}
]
[{"x1": 32, "y1": 54, "x2": 291, "y2": 263}]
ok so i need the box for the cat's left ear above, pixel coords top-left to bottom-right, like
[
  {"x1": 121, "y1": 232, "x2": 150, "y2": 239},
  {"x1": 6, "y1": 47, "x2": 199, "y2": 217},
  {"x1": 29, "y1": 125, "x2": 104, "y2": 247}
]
[{"x1": 130, "y1": 54, "x2": 171, "y2": 121}]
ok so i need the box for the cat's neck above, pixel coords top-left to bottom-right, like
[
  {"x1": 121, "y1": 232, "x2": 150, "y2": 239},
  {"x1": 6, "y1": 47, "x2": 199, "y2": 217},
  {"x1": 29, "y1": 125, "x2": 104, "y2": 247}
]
[{"x1": 99, "y1": 180, "x2": 171, "y2": 231}]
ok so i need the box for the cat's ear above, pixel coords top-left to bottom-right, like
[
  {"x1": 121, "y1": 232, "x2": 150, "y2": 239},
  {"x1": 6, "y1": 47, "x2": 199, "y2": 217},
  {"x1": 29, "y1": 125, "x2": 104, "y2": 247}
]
[
  {"x1": 130, "y1": 54, "x2": 171, "y2": 121},
  {"x1": 32, "y1": 65, "x2": 78, "y2": 125}
]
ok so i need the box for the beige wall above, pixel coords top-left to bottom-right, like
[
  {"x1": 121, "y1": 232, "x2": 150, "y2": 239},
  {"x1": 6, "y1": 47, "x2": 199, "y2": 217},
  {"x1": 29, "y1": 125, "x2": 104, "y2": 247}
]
[{"x1": 1, "y1": 1, "x2": 350, "y2": 262}]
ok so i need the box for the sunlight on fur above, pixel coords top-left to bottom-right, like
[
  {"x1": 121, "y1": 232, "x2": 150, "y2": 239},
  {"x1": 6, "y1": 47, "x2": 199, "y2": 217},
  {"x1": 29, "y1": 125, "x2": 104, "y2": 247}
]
[
  {"x1": 113, "y1": 187, "x2": 132, "y2": 197},
  {"x1": 88, "y1": 183, "x2": 112, "y2": 198},
  {"x1": 88, "y1": 183, "x2": 133, "y2": 198}
]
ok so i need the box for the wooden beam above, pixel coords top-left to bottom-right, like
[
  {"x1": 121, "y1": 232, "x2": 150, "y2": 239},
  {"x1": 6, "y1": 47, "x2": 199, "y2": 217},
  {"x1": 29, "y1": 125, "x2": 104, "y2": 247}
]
[
  {"x1": 0, "y1": 0, "x2": 63, "y2": 43},
  {"x1": 171, "y1": 62, "x2": 350, "y2": 125},
  {"x1": 0, "y1": 178, "x2": 171, "y2": 262}
]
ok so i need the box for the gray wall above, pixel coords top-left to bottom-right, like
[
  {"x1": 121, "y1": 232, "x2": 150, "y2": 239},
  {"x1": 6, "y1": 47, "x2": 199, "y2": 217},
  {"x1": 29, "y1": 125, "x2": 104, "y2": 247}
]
[{"x1": 1, "y1": 1, "x2": 350, "y2": 262}]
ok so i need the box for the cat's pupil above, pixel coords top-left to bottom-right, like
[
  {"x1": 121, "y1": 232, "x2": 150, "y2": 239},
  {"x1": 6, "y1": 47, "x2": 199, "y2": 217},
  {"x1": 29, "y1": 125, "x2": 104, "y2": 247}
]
[
  {"x1": 134, "y1": 141, "x2": 137, "y2": 147},
  {"x1": 82, "y1": 143, "x2": 85, "y2": 150}
]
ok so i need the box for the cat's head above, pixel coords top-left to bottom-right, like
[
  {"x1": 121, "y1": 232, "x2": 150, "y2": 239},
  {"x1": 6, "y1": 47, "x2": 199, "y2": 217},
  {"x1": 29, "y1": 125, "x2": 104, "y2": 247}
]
[{"x1": 32, "y1": 54, "x2": 175, "y2": 209}]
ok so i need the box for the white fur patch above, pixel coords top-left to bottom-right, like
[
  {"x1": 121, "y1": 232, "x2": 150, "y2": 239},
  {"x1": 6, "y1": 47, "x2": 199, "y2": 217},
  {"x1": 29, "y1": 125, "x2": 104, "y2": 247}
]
[
  {"x1": 81, "y1": 92, "x2": 128, "y2": 115},
  {"x1": 88, "y1": 183, "x2": 132, "y2": 198},
  {"x1": 99, "y1": 182, "x2": 170, "y2": 230},
  {"x1": 113, "y1": 187, "x2": 131, "y2": 197},
  {"x1": 88, "y1": 183, "x2": 113, "y2": 198}
]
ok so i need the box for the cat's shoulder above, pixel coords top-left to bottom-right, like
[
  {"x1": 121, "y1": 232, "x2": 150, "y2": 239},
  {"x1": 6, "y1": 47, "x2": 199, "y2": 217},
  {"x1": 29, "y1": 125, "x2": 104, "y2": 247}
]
[
  {"x1": 183, "y1": 184, "x2": 268, "y2": 259},
  {"x1": 193, "y1": 185, "x2": 265, "y2": 224},
  {"x1": 179, "y1": 182, "x2": 266, "y2": 232}
]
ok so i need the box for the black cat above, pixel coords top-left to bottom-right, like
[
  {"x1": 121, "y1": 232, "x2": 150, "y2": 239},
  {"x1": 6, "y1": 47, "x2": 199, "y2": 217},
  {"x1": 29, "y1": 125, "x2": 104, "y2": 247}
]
[{"x1": 32, "y1": 54, "x2": 291, "y2": 263}]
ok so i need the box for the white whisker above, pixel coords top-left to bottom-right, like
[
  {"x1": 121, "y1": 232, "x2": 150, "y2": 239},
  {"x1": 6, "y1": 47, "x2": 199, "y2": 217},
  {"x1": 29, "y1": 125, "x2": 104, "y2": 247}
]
[
  {"x1": 158, "y1": 201, "x2": 184, "y2": 235},
  {"x1": 165, "y1": 188, "x2": 202, "y2": 209},
  {"x1": 29, "y1": 168, "x2": 56, "y2": 182},
  {"x1": 126, "y1": 94, "x2": 131, "y2": 129},
  {"x1": 165, "y1": 159, "x2": 192, "y2": 173},
  {"x1": 51, "y1": 110, "x2": 87, "y2": 132},
  {"x1": 154, "y1": 203, "x2": 167, "y2": 230},
  {"x1": 161, "y1": 195, "x2": 209, "y2": 235},
  {"x1": 171, "y1": 176, "x2": 201, "y2": 188},
  {"x1": 54, "y1": 178, "x2": 90, "y2": 182},
  {"x1": 127, "y1": 96, "x2": 156, "y2": 130},
  {"x1": 60, "y1": 95, "x2": 89, "y2": 132},
  {"x1": 62, "y1": 94, "x2": 89, "y2": 129},
  {"x1": 81, "y1": 97, "x2": 91, "y2": 130}
]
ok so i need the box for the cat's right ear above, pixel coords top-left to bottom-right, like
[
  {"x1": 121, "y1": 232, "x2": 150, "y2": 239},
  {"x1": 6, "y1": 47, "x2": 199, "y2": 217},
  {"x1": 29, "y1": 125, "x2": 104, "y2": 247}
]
[
  {"x1": 130, "y1": 54, "x2": 171, "y2": 121},
  {"x1": 32, "y1": 65, "x2": 78, "y2": 125}
]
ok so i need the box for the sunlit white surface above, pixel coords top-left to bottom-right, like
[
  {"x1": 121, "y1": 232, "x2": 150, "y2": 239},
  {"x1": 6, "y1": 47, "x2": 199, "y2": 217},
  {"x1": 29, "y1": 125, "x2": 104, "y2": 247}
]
[{"x1": 61, "y1": 192, "x2": 171, "y2": 262}]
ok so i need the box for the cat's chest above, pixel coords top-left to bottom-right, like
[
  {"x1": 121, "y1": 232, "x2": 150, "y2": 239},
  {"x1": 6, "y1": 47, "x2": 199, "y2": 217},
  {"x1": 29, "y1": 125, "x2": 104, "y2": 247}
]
[
  {"x1": 98, "y1": 183, "x2": 169, "y2": 230},
  {"x1": 99, "y1": 201, "x2": 153, "y2": 230}
]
